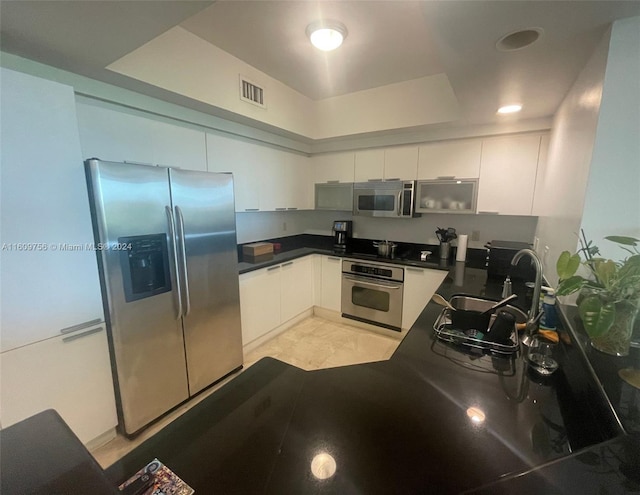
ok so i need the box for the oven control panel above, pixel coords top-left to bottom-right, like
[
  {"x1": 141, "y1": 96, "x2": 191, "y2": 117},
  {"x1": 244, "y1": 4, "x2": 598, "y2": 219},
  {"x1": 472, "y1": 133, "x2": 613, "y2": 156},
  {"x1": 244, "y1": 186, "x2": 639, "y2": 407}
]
[{"x1": 342, "y1": 259, "x2": 404, "y2": 282}]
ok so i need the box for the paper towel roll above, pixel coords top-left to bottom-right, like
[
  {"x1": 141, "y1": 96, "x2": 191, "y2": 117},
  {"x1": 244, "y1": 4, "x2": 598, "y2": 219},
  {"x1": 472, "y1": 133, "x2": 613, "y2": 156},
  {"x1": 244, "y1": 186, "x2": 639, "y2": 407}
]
[{"x1": 456, "y1": 234, "x2": 468, "y2": 262}]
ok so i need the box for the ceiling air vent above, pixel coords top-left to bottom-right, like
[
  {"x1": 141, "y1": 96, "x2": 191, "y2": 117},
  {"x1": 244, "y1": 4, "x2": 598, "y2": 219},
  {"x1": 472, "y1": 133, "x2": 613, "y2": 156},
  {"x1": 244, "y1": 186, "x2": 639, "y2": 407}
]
[{"x1": 239, "y1": 76, "x2": 266, "y2": 108}]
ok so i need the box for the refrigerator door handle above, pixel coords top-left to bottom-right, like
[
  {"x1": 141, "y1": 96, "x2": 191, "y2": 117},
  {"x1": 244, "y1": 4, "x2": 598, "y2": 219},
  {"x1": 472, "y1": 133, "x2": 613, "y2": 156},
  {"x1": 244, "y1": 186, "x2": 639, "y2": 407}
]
[
  {"x1": 175, "y1": 205, "x2": 191, "y2": 317},
  {"x1": 165, "y1": 205, "x2": 183, "y2": 320}
]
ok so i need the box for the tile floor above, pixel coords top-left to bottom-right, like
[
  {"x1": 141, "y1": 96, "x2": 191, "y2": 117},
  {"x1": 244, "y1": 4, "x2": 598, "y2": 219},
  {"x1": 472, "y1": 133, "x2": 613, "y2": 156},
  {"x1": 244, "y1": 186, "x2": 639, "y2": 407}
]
[{"x1": 91, "y1": 316, "x2": 401, "y2": 468}]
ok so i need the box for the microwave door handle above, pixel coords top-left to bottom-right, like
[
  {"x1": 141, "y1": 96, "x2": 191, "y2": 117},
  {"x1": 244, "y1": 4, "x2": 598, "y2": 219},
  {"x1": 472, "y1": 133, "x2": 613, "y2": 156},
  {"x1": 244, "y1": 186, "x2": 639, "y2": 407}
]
[
  {"x1": 397, "y1": 191, "x2": 403, "y2": 216},
  {"x1": 175, "y1": 206, "x2": 191, "y2": 317},
  {"x1": 165, "y1": 206, "x2": 183, "y2": 320}
]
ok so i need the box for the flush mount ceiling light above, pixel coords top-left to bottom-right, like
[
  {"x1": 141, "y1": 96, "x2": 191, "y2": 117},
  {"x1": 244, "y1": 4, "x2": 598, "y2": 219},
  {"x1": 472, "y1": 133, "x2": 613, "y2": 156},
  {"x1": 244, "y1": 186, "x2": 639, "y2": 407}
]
[
  {"x1": 497, "y1": 104, "x2": 523, "y2": 115},
  {"x1": 496, "y1": 28, "x2": 544, "y2": 52},
  {"x1": 306, "y1": 20, "x2": 347, "y2": 51}
]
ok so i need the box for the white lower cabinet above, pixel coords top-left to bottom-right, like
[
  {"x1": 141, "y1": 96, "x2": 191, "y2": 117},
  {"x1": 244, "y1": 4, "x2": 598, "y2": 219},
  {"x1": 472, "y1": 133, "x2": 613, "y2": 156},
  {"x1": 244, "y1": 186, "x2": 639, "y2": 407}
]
[
  {"x1": 319, "y1": 255, "x2": 343, "y2": 312},
  {"x1": 239, "y1": 256, "x2": 314, "y2": 345},
  {"x1": 239, "y1": 265, "x2": 282, "y2": 345},
  {"x1": 280, "y1": 257, "x2": 314, "y2": 322},
  {"x1": 0, "y1": 324, "x2": 117, "y2": 445},
  {"x1": 402, "y1": 267, "x2": 447, "y2": 330}
]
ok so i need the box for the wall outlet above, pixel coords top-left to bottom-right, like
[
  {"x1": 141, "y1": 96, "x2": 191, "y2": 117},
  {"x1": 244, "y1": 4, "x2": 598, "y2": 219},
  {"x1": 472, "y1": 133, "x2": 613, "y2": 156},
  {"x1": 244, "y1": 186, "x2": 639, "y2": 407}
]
[
  {"x1": 533, "y1": 237, "x2": 540, "y2": 251},
  {"x1": 471, "y1": 230, "x2": 480, "y2": 241},
  {"x1": 543, "y1": 245, "x2": 550, "y2": 267}
]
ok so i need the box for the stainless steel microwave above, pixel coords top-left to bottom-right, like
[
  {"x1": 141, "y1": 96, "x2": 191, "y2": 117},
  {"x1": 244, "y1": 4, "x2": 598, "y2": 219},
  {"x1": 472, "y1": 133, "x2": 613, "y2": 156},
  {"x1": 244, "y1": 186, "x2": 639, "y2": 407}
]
[{"x1": 353, "y1": 180, "x2": 418, "y2": 218}]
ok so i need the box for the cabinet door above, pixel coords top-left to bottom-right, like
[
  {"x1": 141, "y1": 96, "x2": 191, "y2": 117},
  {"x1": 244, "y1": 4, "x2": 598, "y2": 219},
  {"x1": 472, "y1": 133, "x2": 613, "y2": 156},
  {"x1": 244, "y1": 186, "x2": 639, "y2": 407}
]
[
  {"x1": 402, "y1": 267, "x2": 447, "y2": 329},
  {"x1": 286, "y1": 153, "x2": 312, "y2": 210},
  {"x1": 354, "y1": 149, "x2": 385, "y2": 182},
  {"x1": 280, "y1": 257, "x2": 314, "y2": 322},
  {"x1": 477, "y1": 135, "x2": 541, "y2": 215},
  {"x1": 239, "y1": 266, "x2": 281, "y2": 344},
  {"x1": 0, "y1": 324, "x2": 117, "y2": 445},
  {"x1": 1, "y1": 69, "x2": 104, "y2": 352},
  {"x1": 206, "y1": 133, "x2": 261, "y2": 212},
  {"x1": 384, "y1": 146, "x2": 419, "y2": 180},
  {"x1": 151, "y1": 120, "x2": 207, "y2": 171},
  {"x1": 76, "y1": 100, "x2": 207, "y2": 171},
  {"x1": 418, "y1": 140, "x2": 482, "y2": 179},
  {"x1": 76, "y1": 100, "x2": 155, "y2": 165},
  {"x1": 311, "y1": 152, "x2": 355, "y2": 183},
  {"x1": 320, "y1": 256, "x2": 343, "y2": 312}
]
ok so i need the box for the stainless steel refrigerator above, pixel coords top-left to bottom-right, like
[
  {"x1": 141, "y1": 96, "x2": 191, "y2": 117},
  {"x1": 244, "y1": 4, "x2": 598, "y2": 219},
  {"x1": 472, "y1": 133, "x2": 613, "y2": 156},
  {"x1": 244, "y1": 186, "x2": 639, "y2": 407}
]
[{"x1": 85, "y1": 159, "x2": 243, "y2": 435}]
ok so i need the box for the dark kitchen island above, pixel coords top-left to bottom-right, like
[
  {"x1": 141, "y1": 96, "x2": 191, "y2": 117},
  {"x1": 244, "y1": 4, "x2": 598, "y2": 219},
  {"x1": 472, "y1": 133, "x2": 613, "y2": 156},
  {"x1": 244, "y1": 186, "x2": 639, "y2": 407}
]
[{"x1": 100, "y1": 259, "x2": 635, "y2": 494}]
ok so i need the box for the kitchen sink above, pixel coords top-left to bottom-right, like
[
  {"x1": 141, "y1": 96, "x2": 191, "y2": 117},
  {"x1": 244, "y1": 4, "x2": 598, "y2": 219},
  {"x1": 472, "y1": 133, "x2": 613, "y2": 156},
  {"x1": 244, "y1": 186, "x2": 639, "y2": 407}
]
[{"x1": 449, "y1": 295, "x2": 528, "y2": 323}]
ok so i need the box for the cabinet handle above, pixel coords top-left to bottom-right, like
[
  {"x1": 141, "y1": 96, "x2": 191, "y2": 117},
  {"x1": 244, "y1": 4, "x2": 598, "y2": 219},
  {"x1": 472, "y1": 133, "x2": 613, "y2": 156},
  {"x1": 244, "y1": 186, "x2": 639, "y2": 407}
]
[
  {"x1": 275, "y1": 207, "x2": 287, "y2": 211},
  {"x1": 386, "y1": 177, "x2": 401, "y2": 181},
  {"x1": 327, "y1": 256, "x2": 340, "y2": 261},
  {"x1": 60, "y1": 318, "x2": 103, "y2": 335},
  {"x1": 405, "y1": 267, "x2": 424, "y2": 273},
  {"x1": 287, "y1": 207, "x2": 298, "y2": 210},
  {"x1": 327, "y1": 180, "x2": 340, "y2": 184},
  {"x1": 62, "y1": 326, "x2": 103, "y2": 343},
  {"x1": 437, "y1": 176, "x2": 456, "y2": 180},
  {"x1": 478, "y1": 211, "x2": 499, "y2": 215},
  {"x1": 267, "y1": 265, "x2": 280, "y2": 271},
  {"x1": 244, "y1": 208, "x2": 260, "y2": 212},
  {"x1": 367, "y1": 178, "x2": 383, "y2": 182},
  {"x1": 281, "y1": 261, "x2": 294, "y2": 267}
]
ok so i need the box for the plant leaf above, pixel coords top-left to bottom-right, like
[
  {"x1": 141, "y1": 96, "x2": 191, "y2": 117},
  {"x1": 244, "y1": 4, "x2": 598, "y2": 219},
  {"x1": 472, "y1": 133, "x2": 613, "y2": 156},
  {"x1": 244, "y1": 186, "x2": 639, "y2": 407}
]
[
  {"x1": 578, "y1": 295, "x2": 616, "y2": 338},
  {"x1": 605, "y1": 236, "x2": 639, "y2": 246},
  {"x1": 556, "y1": 275, "x2": 586, "y2": 296},
  {"x1": 595, "y1": 259, "x2": 617, "y2": 287},
  {"x1": 556, "y1": 251, "x2": 581, "y2": 279}
]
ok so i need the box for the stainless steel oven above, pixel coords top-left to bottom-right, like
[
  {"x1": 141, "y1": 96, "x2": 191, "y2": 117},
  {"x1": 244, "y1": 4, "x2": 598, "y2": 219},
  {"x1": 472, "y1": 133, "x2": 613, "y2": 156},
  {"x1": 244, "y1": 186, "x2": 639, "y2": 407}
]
[
  {"x1": 341, "y1": 259, "x2": 404, "y2": 331},
  {"x1": 353, "y1": 180, "x2": 417, "y2": 218}
]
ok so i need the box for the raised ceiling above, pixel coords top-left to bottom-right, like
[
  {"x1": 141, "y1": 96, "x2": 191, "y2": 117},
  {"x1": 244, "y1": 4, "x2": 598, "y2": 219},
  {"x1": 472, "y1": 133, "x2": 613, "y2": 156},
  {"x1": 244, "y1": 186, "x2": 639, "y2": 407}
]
[{"x1": 2, "y1": 1, "x2": 640, "y2": 138}]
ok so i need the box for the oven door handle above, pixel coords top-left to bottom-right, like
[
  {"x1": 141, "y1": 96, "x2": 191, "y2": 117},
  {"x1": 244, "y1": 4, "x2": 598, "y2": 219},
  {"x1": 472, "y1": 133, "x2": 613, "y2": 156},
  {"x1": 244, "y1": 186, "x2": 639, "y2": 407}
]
[{"x1": 343, "y1": 275, "x2": 402, "y2": 290}]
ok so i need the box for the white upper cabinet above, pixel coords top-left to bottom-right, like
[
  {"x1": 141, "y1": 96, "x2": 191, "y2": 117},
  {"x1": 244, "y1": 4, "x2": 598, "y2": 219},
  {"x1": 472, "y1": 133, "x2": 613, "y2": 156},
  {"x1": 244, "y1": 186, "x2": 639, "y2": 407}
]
[
  {"x1": 384, "y1": 146, "x2": 419, "y2": 180},
  {"x1": 477, "y1": 134, "x2": 543, "y2": 215},
  {"x1": 207, "y1": 132, "x2": 311, "y2": 212},
  {"x1": 354, "y1": 146, "x2": 419, "y2": 182},
  {"x1": 1, "y1": 69, "x2": 104, "y2": 351},
  {"x1": 311, "y1": 152, "x2": 355, "y2": 183},
  {"x1": 418, "y1": 139, "x2": 482, "y2": 179},
  {"x1": 354, "y1": 149, "x2": 385, "y2": 182},
  {"x1": 76, "y1": 100, "x2": 207, "y2": 171}
]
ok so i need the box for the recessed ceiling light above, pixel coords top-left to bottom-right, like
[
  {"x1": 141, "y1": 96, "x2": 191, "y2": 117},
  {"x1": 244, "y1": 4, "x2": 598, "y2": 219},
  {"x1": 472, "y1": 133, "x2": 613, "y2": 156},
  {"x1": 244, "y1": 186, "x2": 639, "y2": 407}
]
[
  {"x1": 496, "y1": 28, "x2": 544, "y2": 52},
  {"x1": 497, "y1": 104, "x2": 523, "y2": 115},
  {"x1": 306, "y1": 20, "x2": 347, "y2": 51}
]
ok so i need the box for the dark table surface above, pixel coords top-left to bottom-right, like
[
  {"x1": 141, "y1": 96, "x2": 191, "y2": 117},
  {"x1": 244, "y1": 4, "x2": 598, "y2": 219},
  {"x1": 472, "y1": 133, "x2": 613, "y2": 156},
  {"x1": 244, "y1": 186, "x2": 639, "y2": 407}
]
[{"x1": 104, "y1": 258, "x2": 634, "y2": 494}]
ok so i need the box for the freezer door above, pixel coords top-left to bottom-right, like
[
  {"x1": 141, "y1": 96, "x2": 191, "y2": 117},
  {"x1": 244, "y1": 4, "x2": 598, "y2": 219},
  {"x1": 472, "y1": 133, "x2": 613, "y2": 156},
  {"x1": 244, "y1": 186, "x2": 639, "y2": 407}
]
[
  {"x1": 170, "y1": 168, "x2": 243, "y2": 394},
  {"x1": 85, "y1": 160, "x2": 189, "y2": 434}
]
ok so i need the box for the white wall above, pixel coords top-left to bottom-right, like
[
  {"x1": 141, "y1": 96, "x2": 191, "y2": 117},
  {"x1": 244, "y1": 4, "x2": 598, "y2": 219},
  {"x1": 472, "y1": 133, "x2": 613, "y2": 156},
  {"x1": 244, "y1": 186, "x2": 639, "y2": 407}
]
[
  {"x1": 533, "y1": 28, "x2": 611, "y2": 285},
  {"x1": 107, "y1": 27, "x2": 318, "y2": 139},
  {"x1": 107, "y1": 27, "x2": 461, "y2": 140},
  {"x1": 236, "y1": 209, "x2": 537, "y2": 249},
  {"x1": 579, "y1": 17, "x2": 640, "y2": 260}
]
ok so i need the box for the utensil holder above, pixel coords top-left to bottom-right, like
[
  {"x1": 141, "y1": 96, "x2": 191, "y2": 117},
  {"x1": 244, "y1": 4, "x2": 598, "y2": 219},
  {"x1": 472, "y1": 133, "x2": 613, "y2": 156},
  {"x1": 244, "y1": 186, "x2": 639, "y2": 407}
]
[{"x1": 439, "y1": 241, "x2": 451, "y2": 259}]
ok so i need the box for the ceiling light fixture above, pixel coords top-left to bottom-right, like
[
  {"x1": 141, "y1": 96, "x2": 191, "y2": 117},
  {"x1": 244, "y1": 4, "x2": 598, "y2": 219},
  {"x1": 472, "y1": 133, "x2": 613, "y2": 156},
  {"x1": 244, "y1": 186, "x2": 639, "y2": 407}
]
[
  {"x1": 306, "y1": 20, "x2": 347, "y2": 51},
  {"x1": 496, "y1": 28, "x2": 544, "y2": 52},
  {"x1": 497, "y1": 104, "x2": 523, "y2": 115}
]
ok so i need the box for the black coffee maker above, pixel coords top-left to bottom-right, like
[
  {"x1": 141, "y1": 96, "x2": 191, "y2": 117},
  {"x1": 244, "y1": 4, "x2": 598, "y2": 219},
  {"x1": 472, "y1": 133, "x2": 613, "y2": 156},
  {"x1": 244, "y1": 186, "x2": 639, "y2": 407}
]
[{"x1": 332, "y1": 220, "x2": 352, "y2": 254}]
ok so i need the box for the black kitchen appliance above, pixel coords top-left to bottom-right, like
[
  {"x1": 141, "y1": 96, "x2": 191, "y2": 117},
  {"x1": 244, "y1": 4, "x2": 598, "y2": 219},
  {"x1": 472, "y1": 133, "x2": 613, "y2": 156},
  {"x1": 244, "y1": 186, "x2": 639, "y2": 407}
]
[
  {"x1": 486, "y1": 240, "x2": 536, "y2": 280},
  {"x1": 332, "y1": 220, "x2": 352, "y2": 254}
]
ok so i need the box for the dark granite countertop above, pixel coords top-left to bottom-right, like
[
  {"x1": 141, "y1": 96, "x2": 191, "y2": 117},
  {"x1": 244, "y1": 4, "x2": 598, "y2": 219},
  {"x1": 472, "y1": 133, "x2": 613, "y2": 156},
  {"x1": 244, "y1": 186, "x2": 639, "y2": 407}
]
[
  {"x1": 4, "y1": 236, "x2": 636, "y2": 494},
  {"x1": 103, "y1": 263, "x2": 632, "y2": 493}
]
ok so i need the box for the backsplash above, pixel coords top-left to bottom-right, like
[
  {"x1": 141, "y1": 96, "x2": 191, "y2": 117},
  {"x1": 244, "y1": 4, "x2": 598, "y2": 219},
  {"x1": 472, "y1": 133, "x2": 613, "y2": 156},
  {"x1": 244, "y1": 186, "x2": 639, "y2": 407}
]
[{"x1": 236, "y1": 210, "x2": 537, "y2": 248}]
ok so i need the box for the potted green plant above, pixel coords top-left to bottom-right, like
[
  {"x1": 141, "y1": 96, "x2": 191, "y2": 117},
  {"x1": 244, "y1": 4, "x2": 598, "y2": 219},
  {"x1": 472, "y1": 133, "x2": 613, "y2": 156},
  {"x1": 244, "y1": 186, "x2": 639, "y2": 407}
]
[{"x1": 555, "y1": 231, "x2": 640, "y2": 356}]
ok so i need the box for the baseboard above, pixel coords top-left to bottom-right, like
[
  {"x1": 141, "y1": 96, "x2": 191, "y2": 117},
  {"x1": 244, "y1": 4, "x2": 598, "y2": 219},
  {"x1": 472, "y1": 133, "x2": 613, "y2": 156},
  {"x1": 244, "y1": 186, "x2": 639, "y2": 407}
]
[{"x1": 85, "y1": 427, "x2": 117, "y2": 451}]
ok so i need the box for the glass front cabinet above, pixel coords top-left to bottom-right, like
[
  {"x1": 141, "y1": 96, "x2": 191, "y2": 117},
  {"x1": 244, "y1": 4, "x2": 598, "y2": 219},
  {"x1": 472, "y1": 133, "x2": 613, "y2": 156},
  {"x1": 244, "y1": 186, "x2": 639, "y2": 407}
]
[{"x1": 415, "y1": 179, "x2": 478, "y2": 214}]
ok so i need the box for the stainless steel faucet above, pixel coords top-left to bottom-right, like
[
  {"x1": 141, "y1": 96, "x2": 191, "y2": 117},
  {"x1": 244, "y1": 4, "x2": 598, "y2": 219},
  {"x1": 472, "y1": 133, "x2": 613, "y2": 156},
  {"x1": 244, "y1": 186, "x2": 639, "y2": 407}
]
[{"x1": 511, "y1": 249, "x2": 543, "y2": 345}]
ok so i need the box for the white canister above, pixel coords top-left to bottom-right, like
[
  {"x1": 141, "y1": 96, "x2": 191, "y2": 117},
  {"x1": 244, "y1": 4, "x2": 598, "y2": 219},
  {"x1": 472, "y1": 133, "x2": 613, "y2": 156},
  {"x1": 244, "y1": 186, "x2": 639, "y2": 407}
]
[{"x1": 456, "y1": 234, "x2": 469, "y2": 262}]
